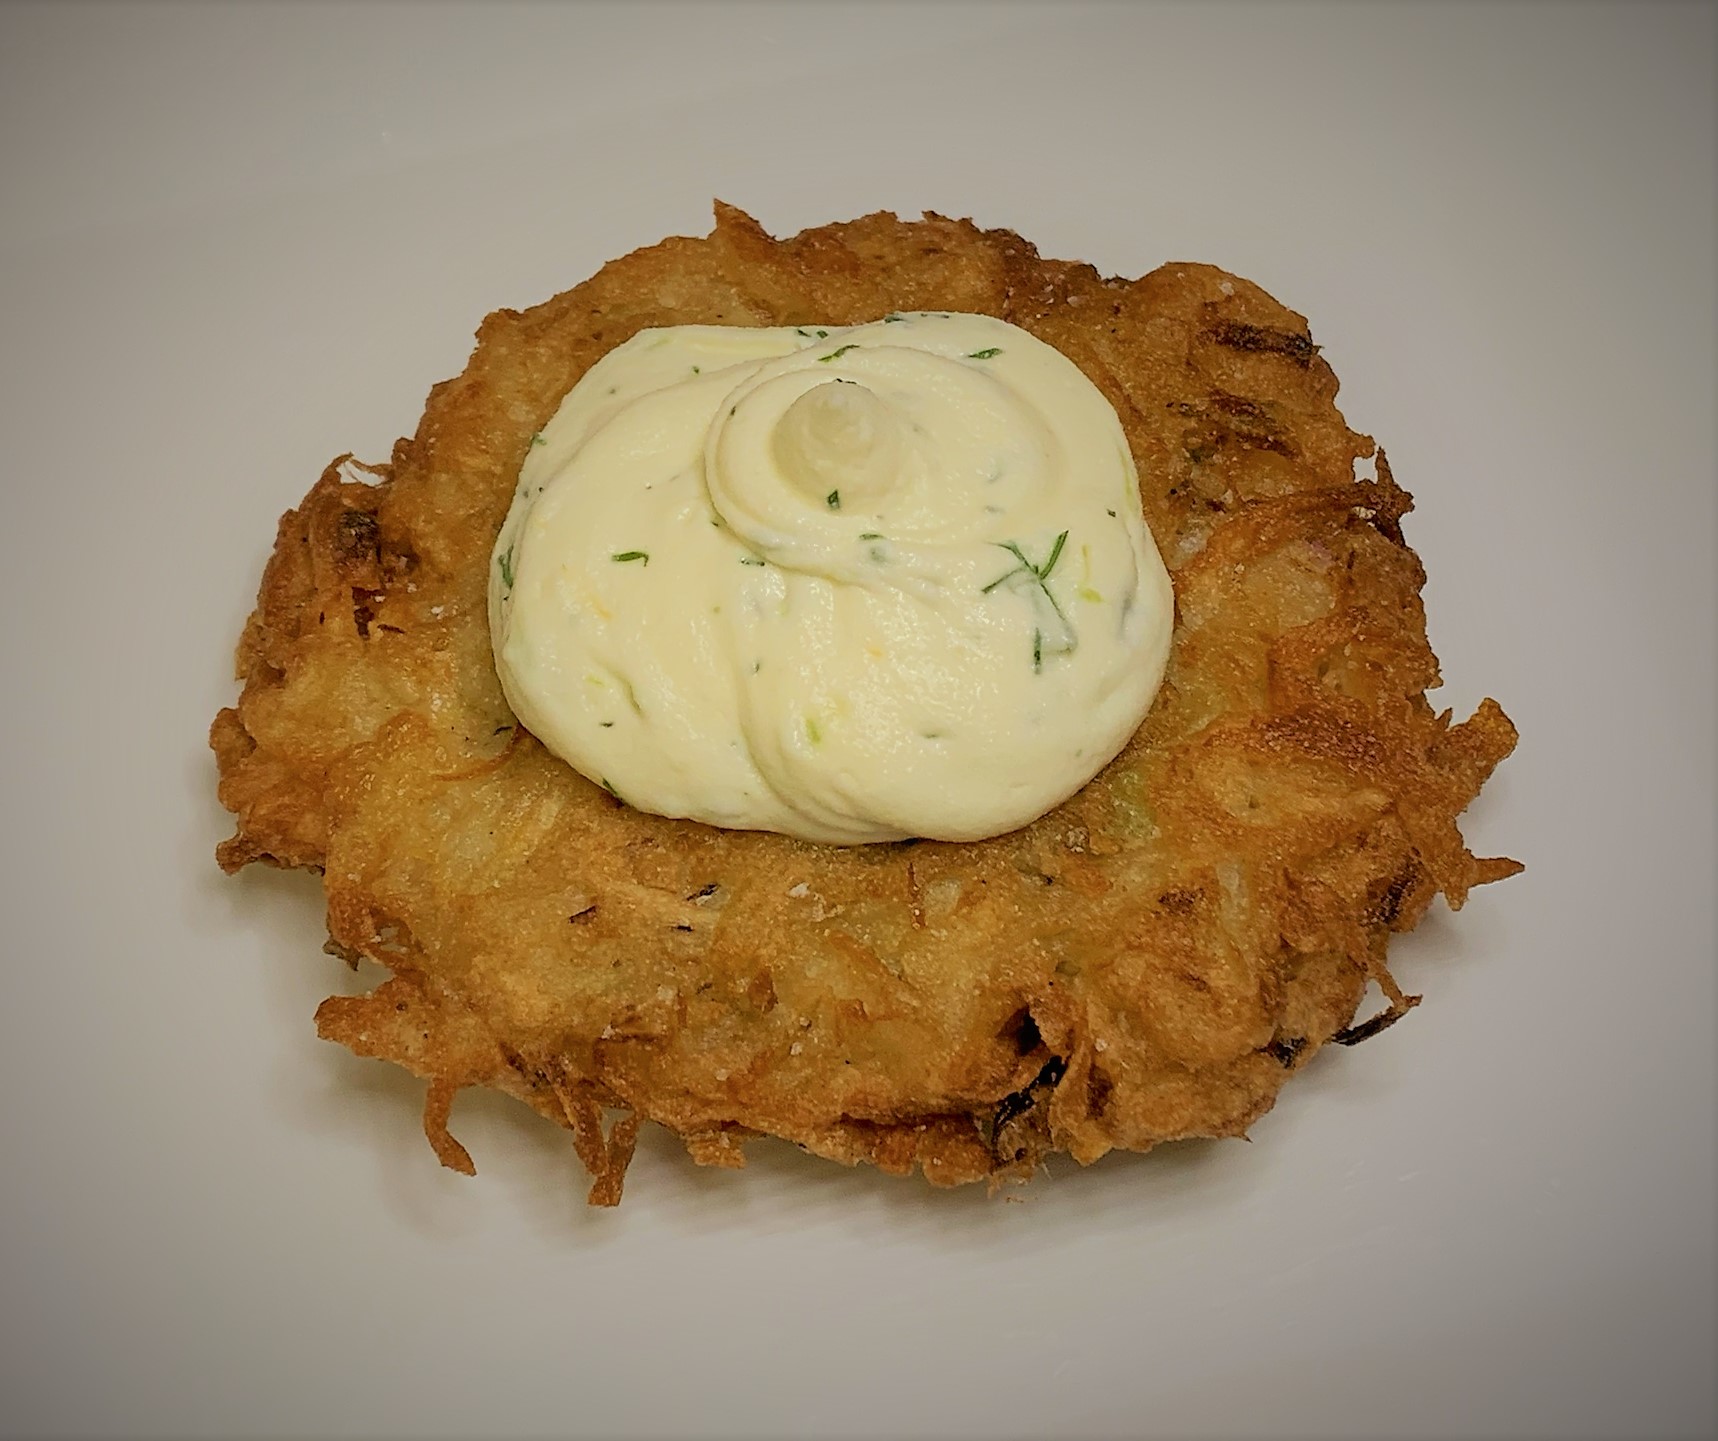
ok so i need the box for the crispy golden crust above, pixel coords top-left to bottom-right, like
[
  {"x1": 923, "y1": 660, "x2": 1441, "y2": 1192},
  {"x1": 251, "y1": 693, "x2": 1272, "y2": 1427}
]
[{"x1": 212, "y1": 204, "x2": 1518, "y2": 1204}]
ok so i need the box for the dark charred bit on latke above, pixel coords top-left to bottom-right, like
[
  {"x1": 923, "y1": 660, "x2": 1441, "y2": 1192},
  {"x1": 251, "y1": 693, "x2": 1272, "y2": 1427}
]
[{"x1": 211, "y1": 203, "x2": 1519, "y2": 1205}]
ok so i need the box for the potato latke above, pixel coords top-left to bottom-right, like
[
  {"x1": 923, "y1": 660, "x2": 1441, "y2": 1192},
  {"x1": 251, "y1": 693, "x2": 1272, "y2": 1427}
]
[{"x1": 212, "y1": 205, "x2": 1518, "y2": 1205}]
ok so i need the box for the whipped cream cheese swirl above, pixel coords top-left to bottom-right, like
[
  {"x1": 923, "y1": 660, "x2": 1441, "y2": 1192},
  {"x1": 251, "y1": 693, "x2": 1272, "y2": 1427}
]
[{"x1": 489, "y1": 313, "x2": 1173, "y2": 844}]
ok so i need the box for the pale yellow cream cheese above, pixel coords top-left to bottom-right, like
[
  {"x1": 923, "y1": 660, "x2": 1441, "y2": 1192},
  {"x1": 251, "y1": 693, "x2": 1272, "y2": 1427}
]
[{"x1": 489, "y1": 313, "x2": 1173, "y2": 844}]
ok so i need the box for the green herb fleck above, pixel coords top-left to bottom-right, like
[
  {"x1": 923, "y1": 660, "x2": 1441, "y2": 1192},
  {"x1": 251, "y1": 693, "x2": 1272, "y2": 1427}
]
[
  {"x1": 826, "y1": 490, "x2": 840, "y2": 510},
  {"x1": 966, "y1": 347, "x2": 1003, "y2": 360},
  {"x1": 795, "y1": 327, "x2": 812, "y2": 338},
  {"x1": 1106, "y1": 508, "x2": 1117, "y2": 518},
  {"x1": 498, "y1": 546, "x2": 515, "y2": 589},
  {"x1": 859, "y1": 532, "x2": 883, "y2": 541},
  {"x1": 611, "y1": 550, "x2": 649, "y2": 566},
  {"x1": 818, "y1": 344, "x2": 859, "y2": 363},
  {"x1": 804, "y1": 717, "x2": 823, "y2": 745},
  {"x1": 983, "y1": 530, "x2": 1069, "y2": 594},
  {"x1": 600, "y1": 721, "x2": 614, "y2": 727},
  {"x1": 601, "y1": 778, "x2": 620, "y2": 799},
  {"x1": 739, "y1": 554, "x2": 766, "y2": 566},
  {"x1": 691, "y1": 365, "x2": 700, "y2": 374},
  {"x1": 530, "y1": 432, "x2": 546, "y2": 447},
  {"x1": 883, "y1": 314, "x2": 907, "y2": 323},
  {"x1": 982, "y1": 531, "x2": 1074, "y2": 670}
]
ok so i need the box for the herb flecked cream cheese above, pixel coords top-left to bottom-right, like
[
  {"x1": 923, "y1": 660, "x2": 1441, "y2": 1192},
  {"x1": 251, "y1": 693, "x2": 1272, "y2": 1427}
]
[{"x1": 488, "y1": 313, "x2": 1174, "y2": 844}]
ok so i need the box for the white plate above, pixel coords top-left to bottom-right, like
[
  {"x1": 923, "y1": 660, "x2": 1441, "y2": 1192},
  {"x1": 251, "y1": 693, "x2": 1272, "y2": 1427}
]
[{"x1": 2, "y1": 3, "x2": 1712, "y2": 1437}]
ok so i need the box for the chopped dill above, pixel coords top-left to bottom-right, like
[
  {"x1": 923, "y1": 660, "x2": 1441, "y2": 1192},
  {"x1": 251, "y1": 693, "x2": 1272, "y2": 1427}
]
[
  {"x1": 966, "y1": 347, "x2": 1003, "y2": 360},
  {"x1": 611, "y1": 550, "x2": 649, "y2": 566},
  {"x1": 498, "y1": 546, "x2": 515, "y2": 589},
  {"x1": 982, "y1": 530, "x2": 1068, "y2": 594},
  {"x1": 982, "y1": 530, "x2": 1074, "y2": 671},
  {"x1": 818, "y1": 344, "x2": 859, "y2": 362},
  {"x1": 826, "y1": 490, "x2": 840, "y2": 510}
]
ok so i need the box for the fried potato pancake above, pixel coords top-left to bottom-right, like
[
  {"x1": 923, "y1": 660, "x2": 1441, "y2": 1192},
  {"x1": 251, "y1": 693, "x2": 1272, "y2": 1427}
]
[{"x1": 212, "y1": 205, "x2": 1519, "y2": 1204}]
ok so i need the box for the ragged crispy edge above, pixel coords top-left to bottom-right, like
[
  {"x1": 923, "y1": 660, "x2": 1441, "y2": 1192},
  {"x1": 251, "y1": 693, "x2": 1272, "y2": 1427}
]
[
  {"x1": 213, "y1": 454, "x2": 396, "y2": 874},
  {"x1": 313, "y1": 964, "x2": 641, "y2": 1205},
  {"x1": 213, "y1": 203, "x2": 1521, "y2": 1205}
]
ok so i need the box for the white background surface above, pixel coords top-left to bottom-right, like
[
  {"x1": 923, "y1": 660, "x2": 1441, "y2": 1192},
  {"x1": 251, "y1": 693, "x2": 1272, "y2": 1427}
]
[{"x1": 1, "y1": 2, "x2": 1713, "y2": 1437}]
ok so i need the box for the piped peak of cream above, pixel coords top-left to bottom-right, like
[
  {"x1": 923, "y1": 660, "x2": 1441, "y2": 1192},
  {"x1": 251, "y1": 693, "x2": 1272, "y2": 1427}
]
[
  {"x1": 773, "y1": 380, "x2": 904, "y2": 510},
  {"x1": 489, "y1": 313, "x2": 1174, "y2": 844}
]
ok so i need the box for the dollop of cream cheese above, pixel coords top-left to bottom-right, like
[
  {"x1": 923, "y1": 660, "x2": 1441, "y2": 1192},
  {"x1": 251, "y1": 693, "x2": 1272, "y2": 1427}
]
[{"x1": 489, "y1": 313, "x2": 1173, "y2": 844}]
